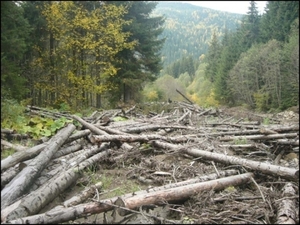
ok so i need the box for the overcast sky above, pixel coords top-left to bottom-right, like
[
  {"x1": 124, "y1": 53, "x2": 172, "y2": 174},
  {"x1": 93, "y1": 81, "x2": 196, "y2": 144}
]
[{"x1": 179, "y1": 1, "x2": 267, "y2": 15}]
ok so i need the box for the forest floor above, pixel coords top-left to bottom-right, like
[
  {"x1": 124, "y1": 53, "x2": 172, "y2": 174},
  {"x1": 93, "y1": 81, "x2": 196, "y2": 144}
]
[{"x1": 1, "y1": 103, "x2": 299, "y2": 224}]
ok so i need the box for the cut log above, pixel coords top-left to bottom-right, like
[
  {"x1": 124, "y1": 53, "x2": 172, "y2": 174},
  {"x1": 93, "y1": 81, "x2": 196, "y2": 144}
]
[
  {"x1": 2, "y1": 145, "x2": 112, "y2": 222},
  {"x1": 1, "y1": 140, "x2": 27, "y2": 152},
  {"x1": 71, "y1": 115, "x2": 108, "y2": 135},
  {"x1": 64, "y1": 129, "x2": 91, "y2": 144},
  {"x1": 1, "y1": 124, "x2": 76, "y2": 211},
  {"x1": 1, "y1": 142, "x2": 48, "y2": 172},
  {"x1": 5, "y1": 172, "x2": 253, "y2": 224},
  {"x1": 1, "y1": 130, "x2": 89, "y2": 173},
  {"x1": 276, "y1": 183, "x2": 297, "y2": 224},
  {"x1": 151, "y1": 141, "x2": 299, "y2": 182},
  {"x1": 219, "y1": 133, "x2": 298, "y2": 141},
  {"x1": 175, "y1": 90, "x2": 193, "y2": 105},
  {"x1": 117, "y1": 172, "x2": 253, "y2": 216},
  {"x1": 119, "y1": 124, "x2": 196, "y2": 134},
  {"x1": 91, "y1": 134, "x2": 189, "y2": 144}
]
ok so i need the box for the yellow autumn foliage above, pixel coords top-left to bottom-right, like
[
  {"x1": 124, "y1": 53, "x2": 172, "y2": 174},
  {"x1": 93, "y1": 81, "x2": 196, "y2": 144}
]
[{"x1": 33, "y1": 1, "x2": 137, "y2": 109}]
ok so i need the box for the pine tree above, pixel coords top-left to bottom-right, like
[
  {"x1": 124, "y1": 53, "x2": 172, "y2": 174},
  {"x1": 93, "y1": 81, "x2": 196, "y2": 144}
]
[
  {"x1": 260, "y1": 1, "x2": 299, "y2": 42},
  {"x1": 106, "y1": 1, "x2": 165, "y2": 105},
  {"x1": 204, "y1": 30, "x2": 221, "y2": 83},
  {"x1": 1, "y1": 1, "x2": 31, "y2": 100}
]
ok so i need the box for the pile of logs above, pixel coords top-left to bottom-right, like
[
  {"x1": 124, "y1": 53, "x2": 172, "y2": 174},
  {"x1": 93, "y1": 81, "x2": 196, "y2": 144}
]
[{"x1": 1, "y1": 100, "x2": 299, "y2": 224}]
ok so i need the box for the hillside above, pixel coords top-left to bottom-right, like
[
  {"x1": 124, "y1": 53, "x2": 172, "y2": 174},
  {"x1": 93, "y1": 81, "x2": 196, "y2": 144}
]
[{"x1": 152, "y1": 2, "x2": 244, "y2": 67}]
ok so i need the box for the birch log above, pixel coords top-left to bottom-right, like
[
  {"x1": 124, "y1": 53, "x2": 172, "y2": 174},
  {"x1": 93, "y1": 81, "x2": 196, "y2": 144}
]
[
  {"x1": 276, "y1": 183, "x2": 298, "y2": 224},
  {"x1": 1, "y1": 140, "x2": 27, "y2": 152},
  {"x1": 151, "y1": 141, "x2": 299, "y2": 182},
  {"x1": 1, "y1": 142, "x2": 48, "y2": 172},
  {"x1": 71, "y1": 115, "x2": 108, "y2": 135},
  {"x1": 219, "y1": 133, "x2": 298, "y2": 141},
  {"x1": 2, "y1": 146, "x2": 112, "y2": 222},
  {"x1": 91, "y1": 134, "x2": 189, "y2": 144},
  {"x1": 1, "y1": 124, "x2": 76, "y2": 210},
  {"x1": 1, "y1": 129, "x2": 91, "y2": 173}
]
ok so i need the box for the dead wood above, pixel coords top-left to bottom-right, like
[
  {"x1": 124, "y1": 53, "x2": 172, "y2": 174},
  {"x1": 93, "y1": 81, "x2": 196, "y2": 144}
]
[
  {"x1": 1, "y1": 142, "x2": 48, "y2": 172},
  {"x1": 1, "y1": 124, "x2": 76, "y2": 211},
  {"x1": 1, "y1": 140, "x2": 27, "y2": 152},
  {"x1": 27, "y1": 106, "x2": 73, "y2": 120},
  {"x1": 2, "y1": 145, "x2": 112, "y2": 222},
  {"x1": 275, "y1": 140, "x2": 299, "y2": 146},
  {"x1": 71, "y1": 115, "x2": 108, "y2": 135},
  {"x1": 52, "y1": 143, "x2": 82, "y2": 158},
  {"x1": 114, "y1": 172, "x2": 254, "y2": 216},
  {"x1": 176, "y1": 89, "x2": 194, "y2": 105},
  {"x1": 91, "y1": 134, "x2": 189, "y2": 144},
  {"x1": 219, "y1": 133, "x2": 298, "y2": 141},
  {"x1": 276, "y1": 183, "x2": 298, "y2": 224},
  {"x1": 64, "y1": 129, "x2": 91, "y2": 144},
  {"x1": 177, "y1": 110, "x2": 191, "y2": 123},
  {"x1": 5, "y1": 172, "x2": 253, "y2": 224},
  {"x1": 50, "y1": 182, "x2": 103, "y2": 210},
  {"x1": 151, "y1": 141, "x2": 299, "y2": 182},
  {"x1": 1, "y1": 103, "x2": 299, "y2": 224},
  {"x1": 94, "y1": 125, "x2": 130, "y2": 135},
  {"x1": 1, "y1": 127, "x2": 85, "y2": 172},
  {"x1": 1, "y1": 129, "x2": 15, "y2": 134},
  {"x1": 118, "y1": 124, "x2": 196, "y2": 134}
]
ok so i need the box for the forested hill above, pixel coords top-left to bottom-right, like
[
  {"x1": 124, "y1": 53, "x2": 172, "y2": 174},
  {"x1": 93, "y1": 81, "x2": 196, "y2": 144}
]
[{"x1": 152, "y1": 2, "x2": 243, "y2": 67}]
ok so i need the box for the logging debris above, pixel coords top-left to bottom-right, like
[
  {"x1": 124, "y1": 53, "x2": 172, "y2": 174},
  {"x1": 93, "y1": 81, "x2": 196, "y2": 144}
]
[{"x1": 1, "y1": 101, "x2": 299, "y2": 224}]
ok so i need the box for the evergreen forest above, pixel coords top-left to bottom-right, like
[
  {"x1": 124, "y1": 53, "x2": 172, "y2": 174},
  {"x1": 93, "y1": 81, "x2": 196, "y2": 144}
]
[{"x1": 1, "y1": 1, "x2": 299, "y2": 118}]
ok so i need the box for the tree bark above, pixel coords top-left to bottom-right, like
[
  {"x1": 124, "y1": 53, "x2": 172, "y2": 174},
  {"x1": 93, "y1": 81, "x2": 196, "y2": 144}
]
[
  {"x1": 71, "y1": 115, "x2": 108, "y2": 135},
  {"x1": 276, "y1": 183, "x2": 297, "y2": 224},
  {"x1": 5, "y1": 172, "x2": 253, "y2": 224},
  {"x1": 1, "y1": 140, "x2": 27, "y2": 152},
  {"x1": 1, "y1": 142, "x2": 48, "y2": 172},
  {"x1": 1, "y1": 124, "x2": 76, "y2": 210},
  {"x1": 91, "y1": 134, "x2": 189, "y2": 144},
  {"x1": 151, "y1": 141, "x2": 299, "y2": 182},
  {"x1": 219, "y1": 133, "x2": 298, "y2": 141},
  {"x1": 2, "y1": 146, "x2": 112, "y2": 222}
]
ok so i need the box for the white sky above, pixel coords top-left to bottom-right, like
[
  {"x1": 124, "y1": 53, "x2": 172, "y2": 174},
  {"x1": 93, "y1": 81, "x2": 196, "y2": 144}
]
[{"x1": 179, "y1": 1, "x2": 267, "y2": 15}]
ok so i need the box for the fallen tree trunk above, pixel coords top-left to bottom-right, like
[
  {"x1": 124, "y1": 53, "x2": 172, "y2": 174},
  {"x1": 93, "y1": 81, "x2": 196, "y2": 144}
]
[
  {"x1": 151, "y1": 141, "x2": 299, "y2": 182},
  {"x1": 119, "y1": 124, "x2": 196, "y2": 134},
  {"x1": 1, "y1": 124, "x2": 76, "y2": 211},
  {"x1": 219, "y1": 133, "x2": 298, "y2": 141},
  {"x1": 1, "y1": 140, "x2": 27, "y2": 152},
  {"x1": 116, "y1": 172, "x2": 254, "y2": 216},
  {"x1": 1, "y1": 128, "x2": 87, "y2": 173},
  {"x1": 1, "y1": 142, "x2": 48, "y2": 172},
  {"x1": 91, "y1": 134, "x2": 189, "y2": 144},
  {"x1": 2, "y1": 145, "x2": 112, "y2": 222},
  {"x1": 5, "y1": 172, "x2": 253, "y2": 224},
  {"x1": 276, "y1": 183, "x2": 298, "y2": 224},
  {"x1": 71, "y1": 115, "x2": 108, "y2": 135}
]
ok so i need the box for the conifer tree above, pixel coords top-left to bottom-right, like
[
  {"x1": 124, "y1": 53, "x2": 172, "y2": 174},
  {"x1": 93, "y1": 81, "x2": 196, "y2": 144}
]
[
  {"x1": 106, "y1": 1, "x2": 165, "y2": 105},
  {"x1": 1, "y1": 1, "x2": 31, "y2": 100}
]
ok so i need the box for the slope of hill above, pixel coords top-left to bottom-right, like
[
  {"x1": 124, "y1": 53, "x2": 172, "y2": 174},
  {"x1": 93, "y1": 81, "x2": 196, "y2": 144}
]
[{"x1": 152, "y1": 2, "x2": 244, "y2": 67}]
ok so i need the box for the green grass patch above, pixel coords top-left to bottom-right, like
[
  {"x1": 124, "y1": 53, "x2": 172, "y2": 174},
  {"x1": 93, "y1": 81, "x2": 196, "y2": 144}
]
[
  {"x1": 1, "y1": 148, "x2": 16, "y2": 160},
  {"x1": 112, "y1": 116, "x2": 128, "y2": 122},
  {"x1": 233, "y1": 138, "x2": 248, "y2": 145}
]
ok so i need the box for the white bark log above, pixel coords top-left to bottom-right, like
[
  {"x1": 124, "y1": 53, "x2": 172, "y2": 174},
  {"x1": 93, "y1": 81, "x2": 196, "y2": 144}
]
[
  {"x1": 1, "y1": 124, "x2": 76, "y2": 210},
  {"x1": 151, "y1": 141, "x2": 299, "y2": 182}
]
